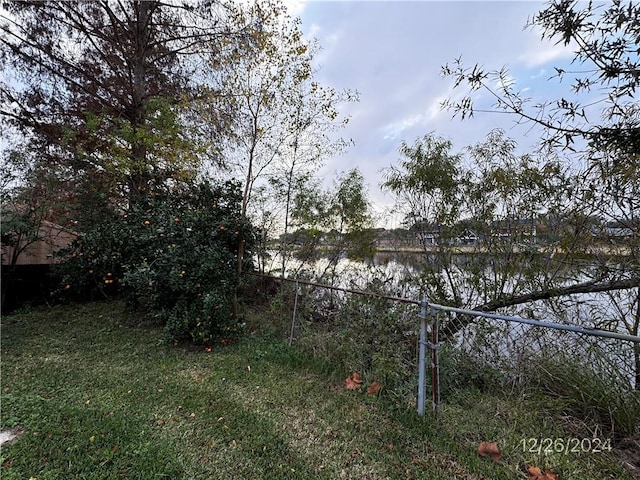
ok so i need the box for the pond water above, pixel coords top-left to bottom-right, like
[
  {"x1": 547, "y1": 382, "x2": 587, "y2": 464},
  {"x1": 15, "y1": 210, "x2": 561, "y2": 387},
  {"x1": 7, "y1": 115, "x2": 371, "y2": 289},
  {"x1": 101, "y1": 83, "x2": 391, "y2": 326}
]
[{"x1": 259, "y1": 248, "x2": 638, "y2": 387}]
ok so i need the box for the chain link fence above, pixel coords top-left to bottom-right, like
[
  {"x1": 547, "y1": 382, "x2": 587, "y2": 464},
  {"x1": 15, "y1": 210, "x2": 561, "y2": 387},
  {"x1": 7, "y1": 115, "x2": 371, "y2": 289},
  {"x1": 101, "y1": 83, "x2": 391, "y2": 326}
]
[{"x1": 250, "y1": 272, "x2": 640, "y2": 436}]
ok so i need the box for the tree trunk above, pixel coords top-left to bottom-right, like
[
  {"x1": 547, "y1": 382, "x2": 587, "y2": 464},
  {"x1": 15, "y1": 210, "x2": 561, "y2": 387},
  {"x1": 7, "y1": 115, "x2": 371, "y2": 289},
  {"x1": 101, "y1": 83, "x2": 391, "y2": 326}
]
[
  {"x1": 634, "y1": 342, "x2": 640, "y2": 391},
  {"x1": 634, "y1": 291, "x2": 640, "y2": 390},
  {"x1": 126, "y1": 1, "x2": 155, "y2": 202},
  {"x1": 440, "y1": 277, "x2": 640, "y2": 338}
]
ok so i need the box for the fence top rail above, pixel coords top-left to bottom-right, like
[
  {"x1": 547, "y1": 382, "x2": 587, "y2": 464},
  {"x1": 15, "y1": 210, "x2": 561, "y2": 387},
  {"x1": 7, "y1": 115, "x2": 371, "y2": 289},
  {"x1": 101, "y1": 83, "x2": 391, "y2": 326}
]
[
  {"x1": 252, "y1": 273, "x2": 640, "y2": 343},
  {"x1": 251, "y1": 272, "x2": 420, "y2": 305},
  {"x1": 426, "y1": 301, "x2": 640, "y2": 343}
]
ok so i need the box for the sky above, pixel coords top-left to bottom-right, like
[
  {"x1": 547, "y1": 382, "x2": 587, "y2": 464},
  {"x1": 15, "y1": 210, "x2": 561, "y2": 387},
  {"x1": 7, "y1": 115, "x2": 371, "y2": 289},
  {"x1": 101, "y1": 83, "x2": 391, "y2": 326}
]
[
  {"x1": 285, "y1": 0, "x2": 578, "y2": 227},
  {"x1": 0, "y1": 1, "x2": 582, "y2": 229}
]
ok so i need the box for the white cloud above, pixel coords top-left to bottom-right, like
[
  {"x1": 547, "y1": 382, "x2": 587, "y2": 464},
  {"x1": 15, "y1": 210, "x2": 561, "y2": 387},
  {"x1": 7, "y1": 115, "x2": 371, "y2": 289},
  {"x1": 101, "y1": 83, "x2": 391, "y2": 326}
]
[
  {"x1": 380, "y1": 84, "x2": 459, "y2": 141},
  {"x1": 518, "y1": 43, "x2": 573, "y2": 68},
  {"x1": 530, "y1": 68, "x2": 547, "y2": 79},
  {"x1": 381, "y1": 112, "x2": 426, "y2": 141},
  {"x1": 426, "y1": 95, "x2": 445, "y2": 122},
  {"x1": 282, "y1": 0, "x2": 307, "y2": 17},
  {"x1": 306, "y1": 22, "x2": 321, "y2": 39}
]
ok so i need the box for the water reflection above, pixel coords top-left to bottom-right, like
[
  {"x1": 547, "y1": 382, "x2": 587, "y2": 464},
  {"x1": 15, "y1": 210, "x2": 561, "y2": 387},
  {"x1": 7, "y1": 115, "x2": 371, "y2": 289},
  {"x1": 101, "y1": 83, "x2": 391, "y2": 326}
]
[
  {"x1": 259, "y1": 249, "x2": 637, "y2": 387},
  {"x1": 263, "y1": 249, "x2": 610, "y2": 291}
]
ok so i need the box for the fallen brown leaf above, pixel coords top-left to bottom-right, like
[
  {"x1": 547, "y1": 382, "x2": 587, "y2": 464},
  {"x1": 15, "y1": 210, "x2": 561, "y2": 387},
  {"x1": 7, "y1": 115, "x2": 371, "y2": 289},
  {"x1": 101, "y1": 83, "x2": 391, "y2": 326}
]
[
  {"x1": 345, "y1": 376, "x2": 360, "y2": 390},
  {"x1": 477, "y1": 441, "x2": 502, "y2": 462},
  {"x1": 527, "y1": 465, "x2": 559, "y2": 480},
  {"x1": 528, "y1": 466, "x2": 543, "y2": 478},
  {"x1": 345, "y1": 372, "x2": 363, "y2": 390},
  {"x1": 366, "y1": 381, "x2": 382, "y2": 395}
]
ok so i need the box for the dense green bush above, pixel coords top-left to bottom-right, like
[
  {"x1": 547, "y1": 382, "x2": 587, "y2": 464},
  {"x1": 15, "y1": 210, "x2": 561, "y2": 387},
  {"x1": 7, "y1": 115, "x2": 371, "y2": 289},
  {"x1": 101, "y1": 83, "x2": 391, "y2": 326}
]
[{"x1": 57, "y1": 181, "x2": 255, "y2": 343}]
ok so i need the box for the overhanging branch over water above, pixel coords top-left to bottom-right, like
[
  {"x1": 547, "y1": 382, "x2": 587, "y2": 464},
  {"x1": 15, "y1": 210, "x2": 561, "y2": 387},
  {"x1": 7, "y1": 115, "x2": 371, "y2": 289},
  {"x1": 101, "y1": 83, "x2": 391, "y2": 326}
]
[{"x1": 251, "y1": 273, "x2": 640, "y2": 343}]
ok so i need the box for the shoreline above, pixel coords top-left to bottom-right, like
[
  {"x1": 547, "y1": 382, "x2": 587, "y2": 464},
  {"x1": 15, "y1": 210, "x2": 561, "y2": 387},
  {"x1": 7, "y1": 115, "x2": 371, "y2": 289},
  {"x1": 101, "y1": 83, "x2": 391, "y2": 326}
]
[
  {"x1": 374, "y1": 245, "x2": 632, "y2": 257},
  {"x1": 265, "y1": 241, "x2": 633, "y2": 257}
]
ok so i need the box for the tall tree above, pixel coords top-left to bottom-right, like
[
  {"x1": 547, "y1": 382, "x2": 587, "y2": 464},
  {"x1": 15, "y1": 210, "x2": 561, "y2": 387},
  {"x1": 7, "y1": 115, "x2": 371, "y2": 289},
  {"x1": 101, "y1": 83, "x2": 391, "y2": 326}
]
[
  {"x1": 269, "y1": 83, "x2": 355, "y2": 280},
  {"x1": 205, "y1": 0, "x2": 355, "y2": 278},
  {"x1": 381, "y1": 133, "x2": 465, "y2": 306},
  {"x1": 0, "y1": 0, "x2": 249, "y2": 221}
]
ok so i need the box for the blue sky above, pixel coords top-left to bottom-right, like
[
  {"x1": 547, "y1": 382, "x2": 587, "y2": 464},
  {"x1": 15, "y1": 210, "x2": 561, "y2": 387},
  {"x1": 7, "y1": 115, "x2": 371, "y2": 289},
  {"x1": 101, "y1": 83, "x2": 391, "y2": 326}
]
[
  {"x1": 0, "y1": 1, "x2": 582, "y2": 228},
  {"x1": 287, "y1": 1, "x2": 578, "y2": 226}
]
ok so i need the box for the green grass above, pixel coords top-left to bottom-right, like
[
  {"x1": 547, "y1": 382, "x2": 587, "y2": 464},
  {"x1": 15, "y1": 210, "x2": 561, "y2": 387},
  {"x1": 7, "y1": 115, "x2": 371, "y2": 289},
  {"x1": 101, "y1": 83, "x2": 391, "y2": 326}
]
[{"x1": 1, "y1": 301, "x2": 636, "y2": 479}]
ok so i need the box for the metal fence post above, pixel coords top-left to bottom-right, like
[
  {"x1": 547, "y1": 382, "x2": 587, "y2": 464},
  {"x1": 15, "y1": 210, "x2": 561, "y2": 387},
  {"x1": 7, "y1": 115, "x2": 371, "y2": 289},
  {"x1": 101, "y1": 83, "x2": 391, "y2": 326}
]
[
  {"x1": 288, "y1": 280, "x2": 299, "y2": 347},
  {"x1": 430, "y1": 311, "x2": 440, "y2": 413},
  {"x1": 418, "y1": 296, "x2": 428, "y2": 415},
  {"x1": 418, "y1": 296, "x2": 440, "y2": 416}
]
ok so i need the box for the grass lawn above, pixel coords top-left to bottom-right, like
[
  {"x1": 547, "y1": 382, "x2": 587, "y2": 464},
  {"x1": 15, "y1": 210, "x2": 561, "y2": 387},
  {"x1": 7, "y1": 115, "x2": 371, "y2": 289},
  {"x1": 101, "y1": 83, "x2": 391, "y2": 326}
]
[{"x1": 0, "y1": 301, "x2": 636, "y2": 479}]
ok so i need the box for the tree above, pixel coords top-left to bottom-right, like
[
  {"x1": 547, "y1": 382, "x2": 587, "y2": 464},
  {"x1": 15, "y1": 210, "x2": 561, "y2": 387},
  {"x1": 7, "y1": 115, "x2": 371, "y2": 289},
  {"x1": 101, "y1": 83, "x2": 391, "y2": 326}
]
[
  {"x1": 442, "y1": 0, "x2": 640, "y2": 156},
  {"x1": 269, "y1": 84, "x2": 355, "y2": 280},
  {"x1": 439, "y1": 1, "x2": 640, "y2": 387},
  {"x1": 382, "y1": 133, "x2": 462, "y2": 243},
  {"x1": 440, "y1": 0, "x2": 640, "y2": 304},
  {"x1": 291, "y1": 168, "x2": 373, "y2": 284},
  {"x1": 198, "y1": 0, "x2": 355, "y2": 283},
  {"x1": 381, "y1": 133, "x2": 466, "y2": 306},
  {"x1": 0, "y1": 0, "x2": 251, "y2": 221},
  {"x1": 190, "y1": 0, "x2": 355, "y2": 316}
]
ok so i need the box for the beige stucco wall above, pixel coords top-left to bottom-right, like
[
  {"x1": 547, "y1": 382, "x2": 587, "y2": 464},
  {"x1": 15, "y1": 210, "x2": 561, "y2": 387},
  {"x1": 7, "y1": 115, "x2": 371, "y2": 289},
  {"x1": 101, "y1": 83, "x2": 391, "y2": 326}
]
[{"x1": 1, "y1": 222, "x2": 78, "y2": 266}]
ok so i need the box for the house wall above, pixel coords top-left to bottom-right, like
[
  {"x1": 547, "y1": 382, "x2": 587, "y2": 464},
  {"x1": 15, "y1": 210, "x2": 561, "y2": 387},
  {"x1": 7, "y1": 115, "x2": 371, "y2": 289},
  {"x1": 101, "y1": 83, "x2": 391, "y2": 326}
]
[{"x1": 1, "y1": 222, "x2": 77, "y2": 266}]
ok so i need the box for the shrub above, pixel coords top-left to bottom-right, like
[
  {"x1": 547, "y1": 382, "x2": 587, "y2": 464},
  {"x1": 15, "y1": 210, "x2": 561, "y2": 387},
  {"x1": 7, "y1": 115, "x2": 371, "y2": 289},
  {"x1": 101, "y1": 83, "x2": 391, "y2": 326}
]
[
  {"x1": 56, "y1": 181, "x2": 255, "y2": 343},
  {"x1": 291, "y1": 278, "x2": 419, "y2": 406},
  {"x1": 436, "y1": 344, "x2": 505, "y2": 397}
]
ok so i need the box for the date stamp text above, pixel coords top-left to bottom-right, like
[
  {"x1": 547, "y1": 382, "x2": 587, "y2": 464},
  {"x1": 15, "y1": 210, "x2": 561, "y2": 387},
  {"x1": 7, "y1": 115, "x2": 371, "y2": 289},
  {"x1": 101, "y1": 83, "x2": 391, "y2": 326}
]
[{"x1": 521, "y1": 437, "x2": 612, "y2": 455}]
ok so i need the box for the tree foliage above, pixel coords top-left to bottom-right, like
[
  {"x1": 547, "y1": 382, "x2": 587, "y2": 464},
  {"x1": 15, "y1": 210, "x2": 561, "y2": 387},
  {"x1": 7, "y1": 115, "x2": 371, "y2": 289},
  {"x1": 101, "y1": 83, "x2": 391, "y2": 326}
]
[
  {"x1": 382, "y1": 133, "x2": 462, "y2": 233},
  {"x1": 57, "y1": 180, "x2": 254, "y2": 344},
  {"x1": 442, "y1": 0, "x2": 640, "y2": 155},
  {"x1": 0, "y1": 0, "x2": 365, "y2": 343},
  {"x1": 290, "y1": 168, "x2": 373, "y2": 281},
  {"x1": 438, "y1": 0, "x2": 639, "y2": 373},
  {"x1": 202, "y1": 0, "x2": 356, "y2": 279},
  {"x1": 0, "y1": 0, "x2": 251, "y2": 220},
  {"x1": 440, "y1": 0, "x2": 640, "y2": 332}
]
